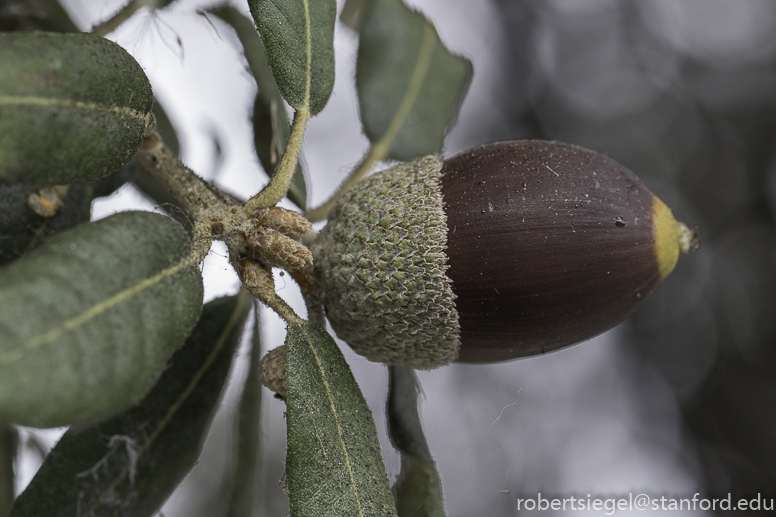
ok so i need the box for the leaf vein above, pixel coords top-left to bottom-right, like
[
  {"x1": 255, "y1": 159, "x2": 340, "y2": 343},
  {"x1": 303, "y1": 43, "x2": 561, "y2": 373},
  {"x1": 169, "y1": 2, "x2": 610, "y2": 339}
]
[
  {"x1": 87, "y1": 290, "x2": 252, "y2": 509},
  {"x1": 0, "y1": 254, "x2": 197, "y2": 366},
  {"x1": 300, "y1": 323, "x2": 365, "y2": 517},
  {"x1": 373, "y1": 24, "x2": 437, "y2": 158},
  {"x1": 0, "y1": 96, "x2": 149, "y2": 123},
  {"x1": 264, "y1": 1, "x2": 308, "y2": 75},
  {"x1": 302, "y1": 0, "x2": 312, "y2": 107}
]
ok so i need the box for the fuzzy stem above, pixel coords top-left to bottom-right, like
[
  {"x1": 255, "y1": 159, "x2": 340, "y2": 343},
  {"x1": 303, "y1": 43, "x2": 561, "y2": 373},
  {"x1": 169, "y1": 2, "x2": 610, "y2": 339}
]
[
  {"x1": 190, "y1": 220, "x2": 215, "y2": 264},
  {"x1": 134, "y1": 130, "x2": 236, "y2": 216},
  {"x1": 290, "y1": 266, "x2": 324, "y2": 327},
  {"x1": 91, "y1": 0, "x2": 151, "y2": 37},
  {"x1": 245, "y1": 107, "x2": 310, "y2": 212},
  {"x1": 264, "y1": 295, "x2": 303, "y2": 325},
  {"x1": 304, "y1": 144, "x2": 385, "y2": 223}
]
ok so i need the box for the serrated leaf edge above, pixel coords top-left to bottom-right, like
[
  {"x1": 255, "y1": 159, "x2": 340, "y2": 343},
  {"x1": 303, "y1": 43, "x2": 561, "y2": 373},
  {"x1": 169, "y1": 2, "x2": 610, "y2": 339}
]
[
  {"x1": 0, "y1": 252, "x2": 199, "y2": 366},
  {"x1": 293, "y1": 322, "x2": 366, "y2": 517},
  {"x1": 0, "y1": 96, "x2": 151, "y2": 124},
  {"x1": 83, "y1": 290, "x2": 252, "y2": 512}
]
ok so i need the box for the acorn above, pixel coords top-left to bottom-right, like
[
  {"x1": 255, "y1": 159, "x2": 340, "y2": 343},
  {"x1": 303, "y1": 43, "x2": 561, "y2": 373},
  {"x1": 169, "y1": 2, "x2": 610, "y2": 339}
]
[{"x1": 314, "y1": 140, "x2": 695, "y2": 368}]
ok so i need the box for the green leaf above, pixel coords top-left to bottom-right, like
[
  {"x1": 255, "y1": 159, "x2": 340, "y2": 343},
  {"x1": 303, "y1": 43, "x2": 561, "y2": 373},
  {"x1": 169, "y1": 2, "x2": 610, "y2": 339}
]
[
  {"x1": 0, "y1": 0, "x2": 80, "y2": 33},
  {"x1": 0, "y1": 94, "x2": 170, "y2": 265},
  {"x1": 356, "y1": 0, "x2": 472, "y2": 161},
  {"x1": 94, "y1": 98, "x2": 179, "y2": 201},
  {"x1": 91, "y1": 164, "x2": 133, "y2": 199},
  {"x1": 207, "y1": 5, "x2": 307, "y2": 209},
  {"x1": 0, "y1": 211, "x2": 203, "y2": 428},
  {"x1": 10, "y1": 293, "x2": 251, "y2": 517},
  {"x1": 387, "y1": 367, "x2": 445, "y2": 517},
  {"x1": 0, "y1": 423, "x2": 16, "y2": 517},
  {"x1": 225, "y1": 304, "x2": 264, "y2": 517},
  {"x1": 247, "y1": 0, "x2": 336, "y2": 116},
  {"x1": 0, "y1": 183, "x2": 92, "y2": 267},
  {"x1": 0, "y1": 32, "x2": 153, "y2": 185},
  {"x1": 285, "y1": 321, "x2": 397, "y2": 517},
  {"x1": 340, "y1": 0, "x2": 368, "y2": 31}
]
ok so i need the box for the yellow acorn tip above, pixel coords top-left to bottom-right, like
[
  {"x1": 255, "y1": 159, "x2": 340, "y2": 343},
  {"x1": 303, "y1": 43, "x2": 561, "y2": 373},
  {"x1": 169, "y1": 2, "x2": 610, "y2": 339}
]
[{"x1": 653, "y1": 195, "x2": 699, "y2": 281}]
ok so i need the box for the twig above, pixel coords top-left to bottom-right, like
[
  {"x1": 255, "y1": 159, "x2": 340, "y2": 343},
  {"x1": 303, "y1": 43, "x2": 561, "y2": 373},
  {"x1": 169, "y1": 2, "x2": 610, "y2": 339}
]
[{"x1": 134, "y1": 130, "x2": 237, "y2": 215}]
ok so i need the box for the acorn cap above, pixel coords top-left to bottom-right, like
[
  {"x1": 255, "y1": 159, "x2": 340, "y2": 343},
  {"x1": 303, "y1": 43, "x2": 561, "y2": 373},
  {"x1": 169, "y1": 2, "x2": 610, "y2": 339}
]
[
  {"x1": 314, "y1": 156, "x2": 460, "y2": 369},
  {"x1": 315, "y1": 140, "x2": 694, "y2": 368}
]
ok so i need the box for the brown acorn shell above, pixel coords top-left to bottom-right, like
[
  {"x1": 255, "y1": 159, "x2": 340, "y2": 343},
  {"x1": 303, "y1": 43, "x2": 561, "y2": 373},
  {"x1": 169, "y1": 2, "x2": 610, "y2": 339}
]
[{"x1": 441, "y1": 140, "x2": 661, "y2": 362}]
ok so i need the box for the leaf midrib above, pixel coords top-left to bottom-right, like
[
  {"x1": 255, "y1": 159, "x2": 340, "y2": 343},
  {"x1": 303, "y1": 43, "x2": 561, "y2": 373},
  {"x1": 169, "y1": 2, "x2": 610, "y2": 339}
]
[
  {"x1": 302, "y1": 0, "x2": 312, "y2": 109},
  {"x1": 372, "y1": 23, "x2": 436, "y2": 157},
  {"x1": 87, "y1": 290, "x2": 252, "y2": 510},
  {"x1": 0, "y1": 96, "x2": 149, "y2": 122},
  {"x1": 298, "y1": 323, "x2": 365, "y2": 516},
  {"x1": 0, "y1": 255, "x2": 196, "y2": 365}
]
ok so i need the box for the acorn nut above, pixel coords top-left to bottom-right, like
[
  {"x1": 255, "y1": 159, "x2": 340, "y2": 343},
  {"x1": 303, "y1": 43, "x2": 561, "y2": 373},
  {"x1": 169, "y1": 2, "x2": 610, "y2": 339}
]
[{"x1": 314, "y1": 140, "x2": 696, "y2": 369}]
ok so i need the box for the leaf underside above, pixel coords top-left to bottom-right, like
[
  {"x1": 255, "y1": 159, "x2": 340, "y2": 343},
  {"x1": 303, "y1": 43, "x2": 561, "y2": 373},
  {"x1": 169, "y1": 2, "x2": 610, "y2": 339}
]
[
  {"x1": 285, "y1": 321, "x2": 398, "y2": 516},
  {"x1": 11, "y1": 294, "x2": 251, "y2": 517},
  {"x1": 356, "y1": 0, "x2": 472, "y2": 161},
  {"x1": 0, "y1": 32, "x2": 153, "y2": 185},
  {"x1": 0, "y1": 211, "x2": 203, "y2": 428},
  {"x1": 247, "y1": 0, "x2": 336, "y2": 116}
]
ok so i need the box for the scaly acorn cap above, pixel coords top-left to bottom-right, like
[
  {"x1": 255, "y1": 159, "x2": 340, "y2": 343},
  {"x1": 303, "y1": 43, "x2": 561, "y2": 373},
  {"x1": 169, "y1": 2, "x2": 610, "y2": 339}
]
[
  {"x1": 314, "y1": 140, "x2": 695, "y2": 368},
  {"x1": 314, "y1": 156, "x2": 459, "y2": 369}
]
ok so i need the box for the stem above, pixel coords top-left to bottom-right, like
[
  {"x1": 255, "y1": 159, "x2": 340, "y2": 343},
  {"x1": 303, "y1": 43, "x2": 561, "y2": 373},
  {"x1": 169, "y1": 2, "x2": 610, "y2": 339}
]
[
  {"x1": 290, "y1": 266, "x2": 324, "y2": 327},
  {"x1": 134, "y1": 130, "x2": 236, "y2": 216},
  {"x1": 245, "y1": 107, "x2": 310, "y2": 212},
  {"x1": 264, "y1": 295, "x2": 303, "y2": 325},
  {"x1": 190, "y1": 221, "x2": 214, "y2": 264},
  {"x1": 304, "y1": 144, "x2": 386, "y2": 223},
  {"x1": 91, "y1": 0, "x2": 151, "y2": 37}
]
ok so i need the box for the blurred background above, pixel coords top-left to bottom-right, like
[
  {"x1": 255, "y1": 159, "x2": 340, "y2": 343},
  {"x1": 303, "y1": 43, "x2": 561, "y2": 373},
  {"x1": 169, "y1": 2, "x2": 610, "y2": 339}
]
[{"x1": 7, "y1": 0, "x2": 776, "y2": 515}]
